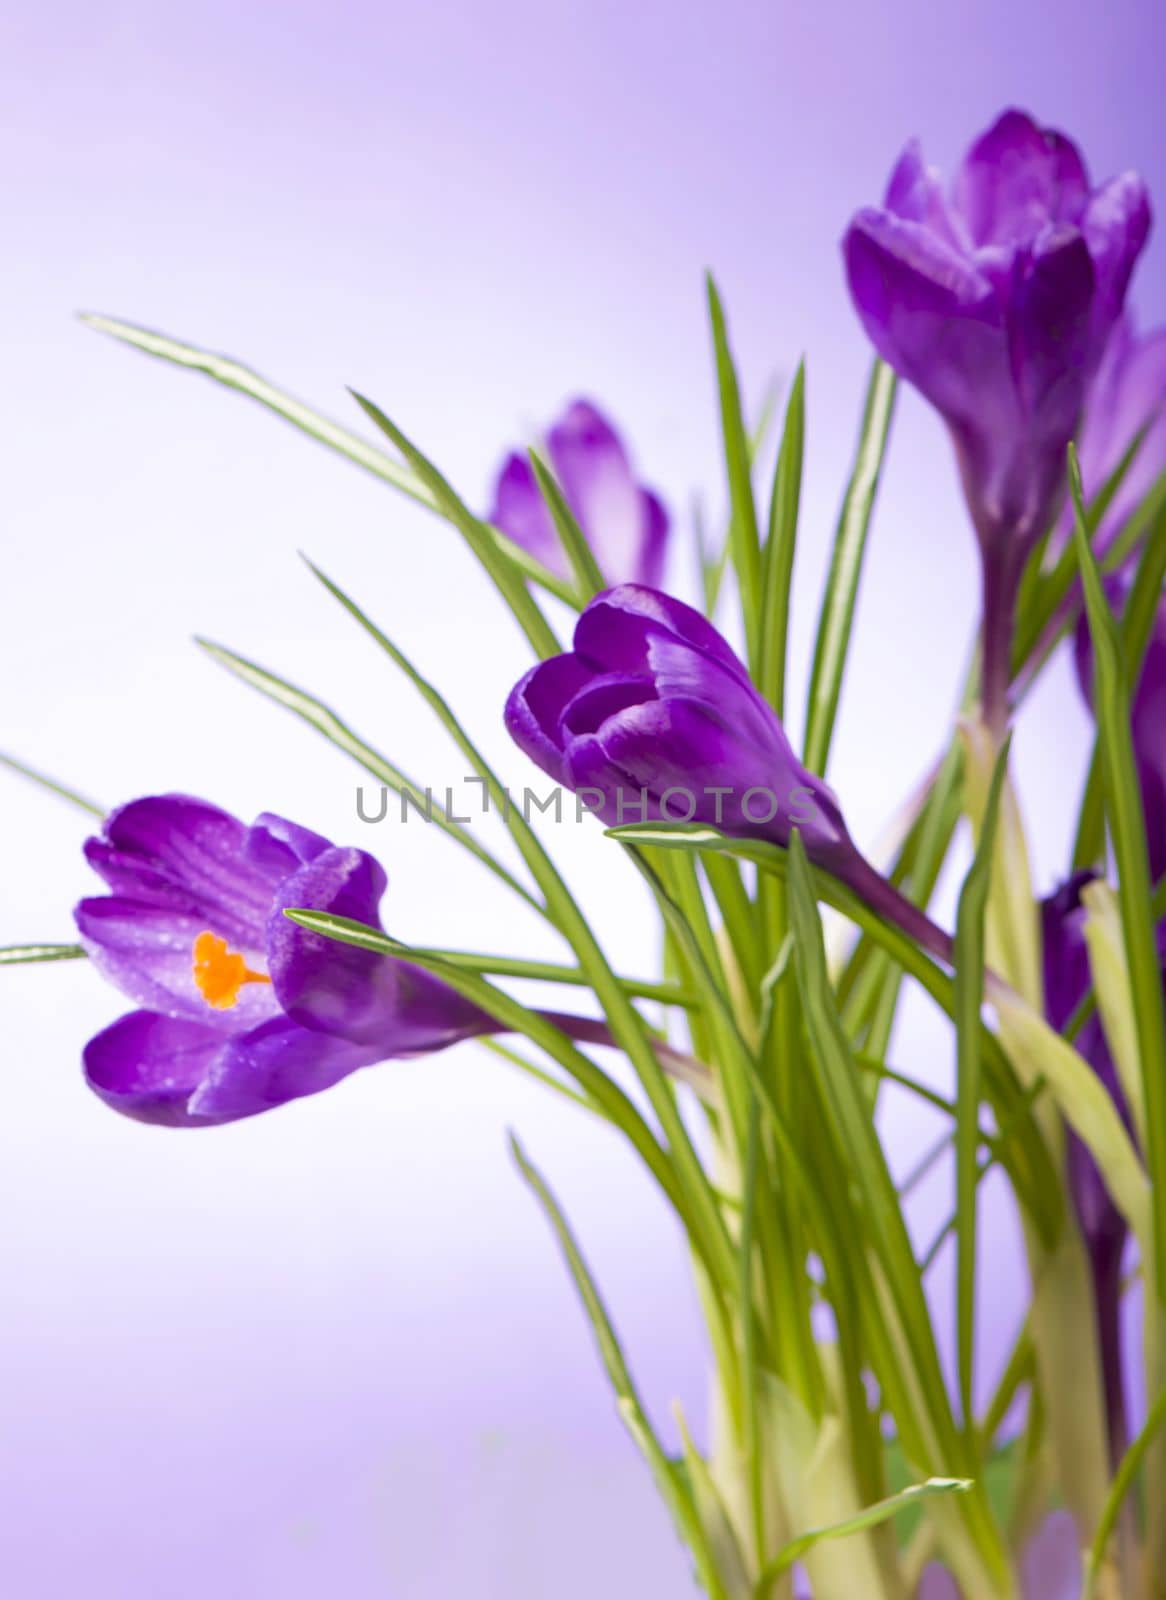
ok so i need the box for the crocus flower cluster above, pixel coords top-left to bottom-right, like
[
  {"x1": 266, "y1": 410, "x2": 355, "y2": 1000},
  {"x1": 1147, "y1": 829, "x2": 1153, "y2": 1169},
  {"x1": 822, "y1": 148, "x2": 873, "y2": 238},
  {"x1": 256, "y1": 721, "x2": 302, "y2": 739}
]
[
  {"x1": 75, "y1": 795, "x2": 492, "y2": 1125},
  {"x1": 43, "y1": 101, "x2": 1166, "y2": 1600},
  {"x1": 489, "y1": 399, "x2": 669, "y2": 587},
  {"x1": 844, "y1": 109, "x2": 1151, "y2": 730}
]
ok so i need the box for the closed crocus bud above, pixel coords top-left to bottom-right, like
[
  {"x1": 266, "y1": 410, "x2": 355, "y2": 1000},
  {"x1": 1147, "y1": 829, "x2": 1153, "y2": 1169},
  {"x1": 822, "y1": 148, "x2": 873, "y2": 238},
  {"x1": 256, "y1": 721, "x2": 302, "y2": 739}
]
[
  {"x1": 1042, "y1": 872, "x2": 1143, "y2": 1460},
  {"x1": 505, "y1": 584, "x2": 852, "y2": 865},
  {"x1": 505, "y1": 585, "x2": 956, "y2": 965},
  {"x1": 75, "y1": 795, "x2": 493, "y2": 1126},
  {"x1": 489, "y1": 399, "x2": 669, "y2": 587},
  {"x1": 844, "y1": 109, "x2": 1151, "y2": 732}
]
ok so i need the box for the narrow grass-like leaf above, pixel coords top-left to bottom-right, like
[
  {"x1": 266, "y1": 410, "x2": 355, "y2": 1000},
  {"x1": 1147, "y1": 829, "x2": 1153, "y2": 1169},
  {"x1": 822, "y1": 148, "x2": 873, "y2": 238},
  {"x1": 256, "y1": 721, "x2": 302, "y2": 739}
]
[
  {"x1": 608, "y1": 819, "x2": 1061, "y2": 1248},
  {"x1": 80, "y1": 317, "x2": 583, "y2": 606},
  {"x1": 803, "y1": 361, "x2": 896, "y2": 776},
  {"x1": 738, "y1": 1094, "x2": 765, "y2": 1566},
  {"x1": 706, "y1": 274, "x2": 763, "y2": 666},
  {"x1": 350, "y1": 392, "x2": 561, "y2": 659},
  {"x1": 954, "y1": 737, "x2": 1010, "y2": 1435},
  {"x1": 291, "y1": 939, "x2": 694, "y2": 1007},
  {"x1": 286, "y1": 905, "x2": 699, "y2": 1204},
  {"x1": 993, "y1": 993, "x2": 1151, "y2": 1254},
  {"x1": 479, "y1": 1039, "x2": 599, "y2": 1116},
  {"x1": 1071, "y1": 444, "x2": 1166, "y2": 1299},
  {"x1": 0, "y1": 943, "x2": 87, "y2": 965},
  {"x1": 528, "y1": 450, "x2": 606, "y2": 599},
  {"x1": 0, "y1": 751, "x2": 104, "y2": 817},
  {"x1": 757, "y1": 363, "x2": 804, "y2": 717},
  {"x1": 302, "y1": 561, "x2": 738, "y2": 1299},
  {"x1": 672, "y1": 1404, "x2": 753, "y2": 1599},
  {"x1": 1012, "y1": 462, "x2": 1166, "y2": 703},
  {"x1": 785, "y1": 834, "x2": 1007, "y2": 1580},
  {"x1": 757, "y1": 1477, "x2": 971, "y2": 1590},
  {"x1": 511, "y1": 1137, "x2": 730, "y2": 1600},
  {"x1": 1011, "y1": 431, "x2": 1158, "y2": 672},
  {"x1": 196, "y1": 637, "x2": 540, "y2": 912},
  {"x1": 80, "y1": 313, "x2": 433, "y2": 504}
]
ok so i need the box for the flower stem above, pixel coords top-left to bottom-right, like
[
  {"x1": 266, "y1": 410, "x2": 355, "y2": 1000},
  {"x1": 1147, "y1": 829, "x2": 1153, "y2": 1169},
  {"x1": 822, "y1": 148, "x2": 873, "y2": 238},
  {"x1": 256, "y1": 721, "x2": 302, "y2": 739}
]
[{"x1": 979, "y1": 548, "x2": 1017, "y2": 741}]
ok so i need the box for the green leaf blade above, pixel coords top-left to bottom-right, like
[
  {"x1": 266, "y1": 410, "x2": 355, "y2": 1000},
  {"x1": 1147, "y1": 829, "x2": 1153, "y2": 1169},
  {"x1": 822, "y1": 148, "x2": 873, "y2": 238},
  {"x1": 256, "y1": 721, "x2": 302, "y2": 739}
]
[
  {"x1": 758, "y1": 362, "x2": 805, "y2": 718},
  {"x1": 803, "y1": 360, "x2": 896, "y2": 776}
]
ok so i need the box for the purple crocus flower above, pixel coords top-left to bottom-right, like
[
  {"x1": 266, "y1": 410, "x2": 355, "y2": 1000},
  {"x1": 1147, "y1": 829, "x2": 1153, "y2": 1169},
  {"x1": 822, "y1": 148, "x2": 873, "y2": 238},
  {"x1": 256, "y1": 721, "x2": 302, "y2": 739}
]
[
  {"x1": 505, "y1": 585, "x2": 851, "y2": 861},
  {"x1": 844, "y1": 109, "x2": 1151, "y2": 730},
  {"x1": 1069, "y1": 313, "x2": 1166, "y2": 559},
  {"x1": 505, "y1": 585, "x2": 953, "y2": 963},
  {"x1": 75, "y1": 795, "x2": 491, "y2": 1126},
  {"x1": 489, "y1": 399, "x2": 669, "y2": 587},
  {"x1": 1042, "y1": 871, "x2": 1144, "y2": 1461}
]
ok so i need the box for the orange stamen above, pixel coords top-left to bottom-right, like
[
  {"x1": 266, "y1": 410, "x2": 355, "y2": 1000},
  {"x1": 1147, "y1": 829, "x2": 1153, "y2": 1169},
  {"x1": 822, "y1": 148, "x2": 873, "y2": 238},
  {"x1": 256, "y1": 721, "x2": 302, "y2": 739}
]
[{"x1": 192, "y1": 931, "x2": 272, "y2": 1011}]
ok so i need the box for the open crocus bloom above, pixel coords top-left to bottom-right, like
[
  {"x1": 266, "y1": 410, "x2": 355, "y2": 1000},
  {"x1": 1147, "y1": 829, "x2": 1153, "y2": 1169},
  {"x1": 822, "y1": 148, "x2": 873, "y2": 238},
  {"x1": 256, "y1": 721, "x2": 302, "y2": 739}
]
[
  {"x1": 844, "y1": 109, "x2": 1150, "y2": 555},
  {"x1": 489, "y1": 399, "x2": 669, "y2": 587},
  {"x1": 75, "y1": 795, "x2": 491, "y2": 1125},
  {"x1": 1068, "y1": 313, "x2": 1166, "y2": 559}
]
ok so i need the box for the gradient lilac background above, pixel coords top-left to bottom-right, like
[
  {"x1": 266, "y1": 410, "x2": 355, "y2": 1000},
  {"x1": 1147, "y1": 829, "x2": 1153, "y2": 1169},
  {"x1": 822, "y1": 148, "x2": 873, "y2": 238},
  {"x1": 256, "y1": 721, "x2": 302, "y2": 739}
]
[{"x1": 2, "y1": 3, "x2": 1165, "y2": 1595}]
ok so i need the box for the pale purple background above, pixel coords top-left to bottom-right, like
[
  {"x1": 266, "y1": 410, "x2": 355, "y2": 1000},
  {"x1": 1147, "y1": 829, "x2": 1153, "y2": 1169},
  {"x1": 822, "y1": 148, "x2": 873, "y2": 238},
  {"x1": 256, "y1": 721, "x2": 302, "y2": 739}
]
[{"x1": 2, "y1": 2, "x2": 1165, "y2": 1595}]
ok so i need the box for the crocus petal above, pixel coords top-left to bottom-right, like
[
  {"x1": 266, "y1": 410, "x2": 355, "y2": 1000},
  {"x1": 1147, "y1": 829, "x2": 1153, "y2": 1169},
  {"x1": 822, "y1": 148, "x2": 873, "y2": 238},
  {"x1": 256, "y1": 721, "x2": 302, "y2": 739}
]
[
  {"x1": 1132, "y1": 625, "x2": 1166, "y2": 884},
  {"x1": 268, "y1": 845, "x2": 490, "y2": 1051},
  {"x1": 1074, "y1": 319, "x2": 1166, "y2": 555},
  {"x1": 844, "y1": 208, "x2": 1011, "y2": 438},
  {"x1": 559, "y1": 673, "x2": 655, "y2": 739},
  {"x1": 1040, "y1": 869, "x2": 1096, "y2": 1029},
  {"x1": 573, "y1": 584, "x2": 750, "y2": 681},
  {"x1": 636, "y1": 489, "x2": 669, "y2": 590},
  {"x1": 955, "y1": 109, "x2": 1089, "y2": 247},
  {"x1": 490, "y1": 405, "x2": 669, "y2": 588},
  {"x1": 83, "y1": 1010, "x2": 229, "y2": 1127},
  {"x1": 1081, "y1": 172, "x2": 1153, "y2": 342},
  {"x1": 505, "y1": 653, "x2": 597, "y2": 784},
  {"x1": 187, "y1": 1015, "x2": 390, "y2": 1121},
  {"x1": 1006, "y1": 226, "x2": 1095, "y2": 431},
  {"x1": 490, "y1": 452, "x2": 564, "y2": 576},
  {"x1": 75, "y1": 896, "x2": 280, "y2": 1029},
  {"x1": 83, "y1": 794, "x2": 277, "y2": 949},
  {"x1": 267, "y1": 845, "x2": 395, "y2": 1040},
  {"x1": 245, "y1": 811, "x2": 334, "y2": 878},
  {"x1": 548, "y1": 401, "x2": 661, "y2": 586},
  {"x1": 594, "y1": 695, "x2": 849, "y2": 858},
  {"x1": 884, "y1": 139, "x2": 963, "y2": 246}
]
